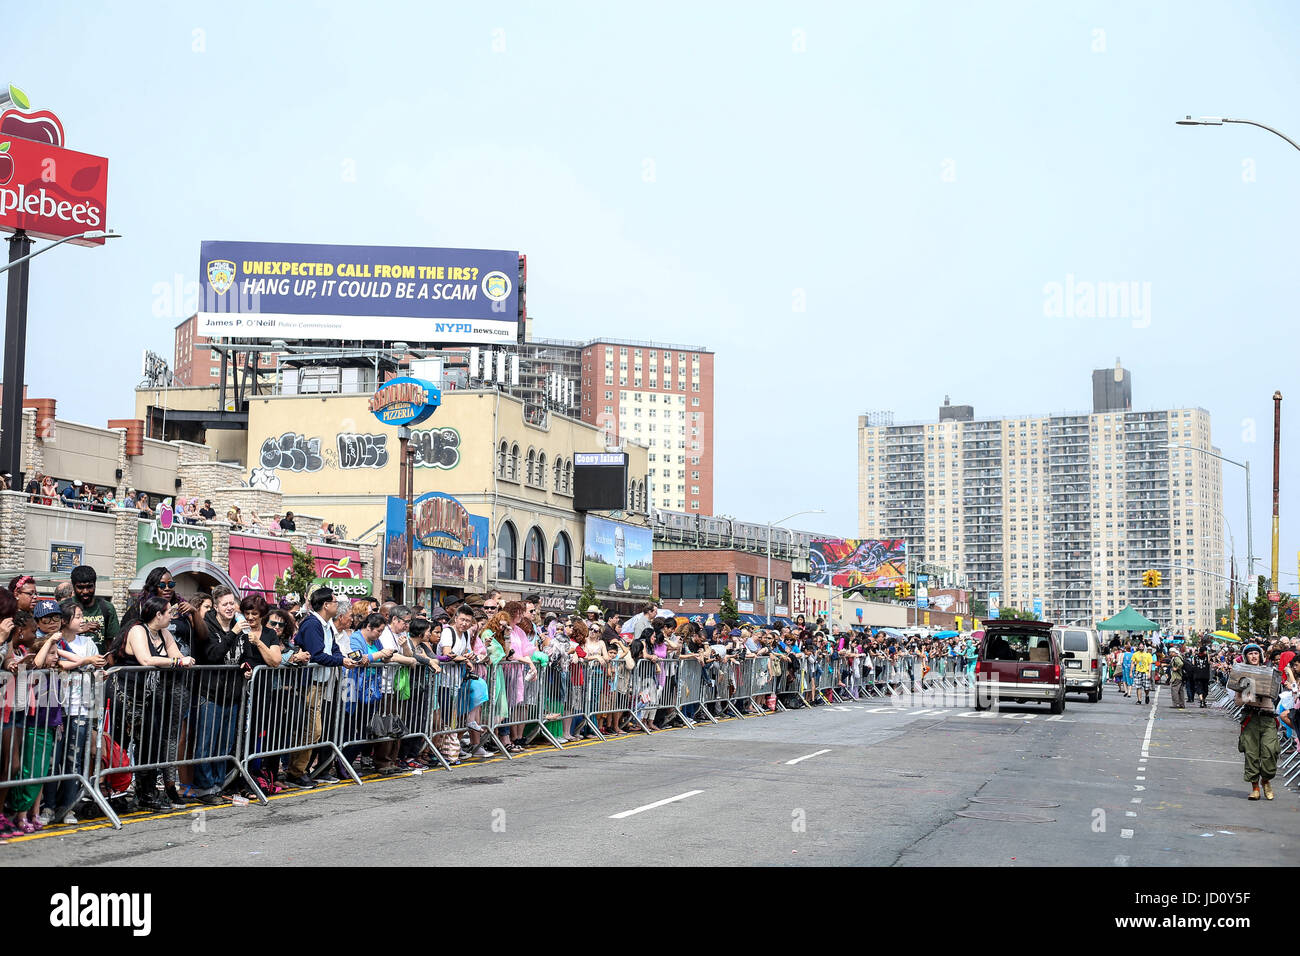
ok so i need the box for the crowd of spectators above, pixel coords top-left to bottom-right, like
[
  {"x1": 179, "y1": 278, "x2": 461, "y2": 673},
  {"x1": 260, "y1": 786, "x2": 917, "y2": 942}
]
[{"x1": 12, "y1": 560, "x2": 1299, "y2": 833}]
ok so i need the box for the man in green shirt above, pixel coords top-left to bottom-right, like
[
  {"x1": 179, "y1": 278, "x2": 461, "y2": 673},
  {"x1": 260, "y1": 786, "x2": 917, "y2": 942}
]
[{"x1": 70, "y1": 565, "x2": 119, "y2": 652}]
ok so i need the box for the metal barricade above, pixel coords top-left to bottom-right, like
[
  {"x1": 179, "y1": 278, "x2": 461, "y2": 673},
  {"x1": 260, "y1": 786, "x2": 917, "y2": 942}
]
[
  {"x1": 334, "y1": 661, "x2": 461, "y2": 776},
  {"x1": 816, "y1": 653, "x2": 838, "y2": 703},
  {"x1": 1, "y1": 668, "x2": 119, "y2": 828},
  {"x1": 584, "y1": 658, "x2": 650, "y2": 736},
  {"x1": 101, "y1": 664, "x2": 263, "y2": 808},
  {"x1": 427, "y1": 660, "x2": 509, "y2": 759},
  {"x1": 240, "y1": 662, "x2": 360, "y2": 795},
  {"x1": 486, "y1": 659, "x2": 563, "y2": 752},
  {"x1": 738, "y1": 656, "x2": 777, "y2": 713},
  {"x1": 674, "y1": 657, "x2": 718, "y2": 724}
]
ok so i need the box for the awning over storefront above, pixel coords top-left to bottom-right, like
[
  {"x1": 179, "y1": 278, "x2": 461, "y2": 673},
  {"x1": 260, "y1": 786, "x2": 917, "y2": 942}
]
[{"x1": 131, "y1": 557, "x2": 239, "y2": 596}]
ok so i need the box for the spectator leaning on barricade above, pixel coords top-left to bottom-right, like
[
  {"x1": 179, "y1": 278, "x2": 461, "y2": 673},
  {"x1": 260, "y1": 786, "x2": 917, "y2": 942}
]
[
  {"x1": 43, "y1": 599, "x2": 107, "y2": 824},
  {"x1": 288, "y1": 587, "x2": 361, "y2": 789},
  {"x1": 108, "y1": 596, "x2": 196, "y2": 812},
  {"x1": 344, "y1": 613, "x2": 392, "y2": 773},
  {"x1": 4, "y1": 600, "x2": 65, "y2": 833}
]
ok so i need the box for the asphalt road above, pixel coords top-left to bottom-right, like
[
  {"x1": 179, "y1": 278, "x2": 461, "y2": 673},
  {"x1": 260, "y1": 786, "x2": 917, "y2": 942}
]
[{"x1": 6, "y1": 681, "x2": 1298, "y2": 866}]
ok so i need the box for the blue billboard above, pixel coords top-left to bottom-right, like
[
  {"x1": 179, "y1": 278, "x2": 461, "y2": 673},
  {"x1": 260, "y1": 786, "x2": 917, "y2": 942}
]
[
  {"x1": 385, "y1": 492, "x2": 489, "y2": 587},
  {"x1": 583, "y1": 515, "x2": 652, "y2": 596},
  {"x1": 197, "y1": 240, "x2": 520, "y2": 344}
]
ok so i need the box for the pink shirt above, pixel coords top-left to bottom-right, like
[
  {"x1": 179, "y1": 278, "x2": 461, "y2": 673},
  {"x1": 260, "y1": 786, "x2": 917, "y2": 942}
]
[{"x1": 510, "y1": 624, "x2": 537, "y2": 658}]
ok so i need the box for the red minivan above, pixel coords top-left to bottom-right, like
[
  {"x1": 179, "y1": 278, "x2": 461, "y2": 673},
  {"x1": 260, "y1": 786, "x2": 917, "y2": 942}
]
[{"x1": 974, "y1": 619, "x2": 1067, "y2": 714}]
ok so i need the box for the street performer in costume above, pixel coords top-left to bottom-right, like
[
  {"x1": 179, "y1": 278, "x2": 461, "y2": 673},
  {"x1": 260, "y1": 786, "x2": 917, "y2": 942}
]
[{"x1": 1236, "y1": 643, "x2": 1280, "y2": 801}]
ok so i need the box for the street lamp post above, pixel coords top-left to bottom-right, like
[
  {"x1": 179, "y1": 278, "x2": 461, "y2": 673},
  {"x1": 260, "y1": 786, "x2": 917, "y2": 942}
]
[
  {"x1": 1168, "y1": 443, "x2": 1254, "y2": 586},
  {"x1": 1, "y1": 228, "x2": 122, "y2": 486},
  {"x1": 766, "y1": 509, "x2": 823, "y2": 624},
  {"x1": 1176, "y1": 114, "x2": 1294, "y2": 632}
]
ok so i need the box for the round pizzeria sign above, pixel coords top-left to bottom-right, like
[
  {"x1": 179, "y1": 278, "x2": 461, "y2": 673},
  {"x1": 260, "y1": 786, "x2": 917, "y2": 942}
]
[{"x1": 368, "y1": 376, "x2": 440, "y2": 427}]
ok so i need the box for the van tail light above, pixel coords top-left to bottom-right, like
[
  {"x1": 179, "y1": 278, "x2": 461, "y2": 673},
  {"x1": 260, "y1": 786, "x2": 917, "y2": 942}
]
[
  {"x1": 1053, "y1": 664, "x2": 1061, "y2": 682},
  {"x1": 975, "y1": 661, "x2": 988, "y2": 675},
  {"x1": 1091, "y1": 659, "x2": 1098, "y2": 670}
]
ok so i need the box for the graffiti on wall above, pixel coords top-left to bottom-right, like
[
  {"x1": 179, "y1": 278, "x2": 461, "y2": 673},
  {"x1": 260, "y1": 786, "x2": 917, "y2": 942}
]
[
  {"x1": 252, "y1": 426, "x2": 454, "y2": 484},
  {"x1": 260, "y1": 433, "x2": 323, "y2": 473},
  {"x1": 336, "y1": 433, "x2": 390, "y2": 469},
  {"x1": 410, "y1": 427, "x2": 460, "y2": 469},
  {"x1": 248, "y1": 467, "x2": 282, "y2": 492}
]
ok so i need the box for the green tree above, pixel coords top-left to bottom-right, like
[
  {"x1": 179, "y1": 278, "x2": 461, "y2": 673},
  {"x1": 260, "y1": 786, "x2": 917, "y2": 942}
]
[
  {"x1": 1240, "y1": 575, "x2": 1272, "y2": 640},
  {"x1": 718, "y1": 585, "x2": 739, "y2": 627},
  {"x1": 970, "y1": 597, "x2": 988, "y2": 616},
  {"x1": 993, "y1": 606, "x2": 1034, "y2": 621},
  {"x1": 578, "y1": 579, "x2": 601, "y2": 617},
  {"x1": 275, "y1": 544, "x2": 317, "y2": 602}
]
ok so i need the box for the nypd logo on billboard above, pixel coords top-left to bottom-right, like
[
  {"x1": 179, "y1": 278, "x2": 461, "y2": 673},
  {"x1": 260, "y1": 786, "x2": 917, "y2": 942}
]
[{"x1": 207, "y1": 259, "x2": 236, "y2": 295}]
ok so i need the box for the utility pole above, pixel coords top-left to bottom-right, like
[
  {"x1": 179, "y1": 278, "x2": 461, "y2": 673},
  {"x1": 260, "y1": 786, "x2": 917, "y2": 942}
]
[{"x1": 1271, "y1": 391, "x2": 1282, "y2": 637}]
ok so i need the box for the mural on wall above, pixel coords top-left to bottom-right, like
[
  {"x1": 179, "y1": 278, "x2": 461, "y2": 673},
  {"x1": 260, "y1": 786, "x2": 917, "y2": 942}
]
[
  {"x1": 410, "y1": 427, "x2": 460, "y2": 469},
  {"x1": 335, "y1": 433, "x2": 389, "y2": 469}
]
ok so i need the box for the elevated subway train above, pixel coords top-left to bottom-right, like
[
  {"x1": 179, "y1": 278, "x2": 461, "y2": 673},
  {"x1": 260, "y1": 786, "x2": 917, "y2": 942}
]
[{"x1": 650, "y1": 508, "x2": 814, "y2": 556}]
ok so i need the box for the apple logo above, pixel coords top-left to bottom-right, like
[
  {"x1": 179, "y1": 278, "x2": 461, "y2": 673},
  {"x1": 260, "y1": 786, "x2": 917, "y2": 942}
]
[
  {"x1": 0, "y1": 143, "x2": 11, "y2": 187},
  {"x1": 159, "y1": 500, "x2": 174, "y2": 529}
]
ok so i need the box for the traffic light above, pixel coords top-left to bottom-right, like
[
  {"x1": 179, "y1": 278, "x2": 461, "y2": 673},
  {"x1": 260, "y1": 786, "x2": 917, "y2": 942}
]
[
  {"x1": 894, "y1": 583, "x2": 904, "y2": 600},
  {"x1": 1142, "y1": 570, "x2": 1153, "y2": 587},
  {"x1": 1152, "y1": 570, "x2": 1162, "y2": 588},
  {"x1": 905, "y1": 582, "x2": 914, "y2": 598}
]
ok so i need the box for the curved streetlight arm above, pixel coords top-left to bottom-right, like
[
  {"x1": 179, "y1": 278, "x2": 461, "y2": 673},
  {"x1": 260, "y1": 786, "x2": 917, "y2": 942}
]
[
  {"x1": 1222, "y1": 118, "x2": 1300, "y2": 153},
  {"x1": 1177, "y1": 115, "x2": 1300, "y2": 153},
  {"x1": 0, "y1": 229, "x2": 121, "y2": 275}
]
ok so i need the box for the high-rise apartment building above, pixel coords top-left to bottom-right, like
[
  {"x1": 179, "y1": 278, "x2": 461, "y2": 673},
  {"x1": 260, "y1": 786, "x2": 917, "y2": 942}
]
[
  {"x1": 580, "y1": 339, "x2": 714, "y2": 515},
  {"x1": 857, "y1": 367, "x2": 1224, "y2": 631}
]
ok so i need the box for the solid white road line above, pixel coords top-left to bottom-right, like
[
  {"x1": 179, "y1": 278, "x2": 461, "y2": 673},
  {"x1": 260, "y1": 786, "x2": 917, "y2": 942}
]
[
  {"x1": 1141, "y1": 686, "x2": 1159, "y2": 757},
  {"x1": 1144, "y1": 755, "x2": 1239, "y2": 764},
  {"x1": 786, "y1": 749, "x2": 832, "y2": 766},
  {"x1": 609, "y1": 790, "x2": 704, "y2": 820}
]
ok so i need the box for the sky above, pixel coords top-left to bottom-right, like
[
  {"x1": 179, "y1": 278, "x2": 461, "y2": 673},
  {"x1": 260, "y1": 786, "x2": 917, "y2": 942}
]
[{"x1": 6, "y1": 0, "x2": 1300, "y2": 593}]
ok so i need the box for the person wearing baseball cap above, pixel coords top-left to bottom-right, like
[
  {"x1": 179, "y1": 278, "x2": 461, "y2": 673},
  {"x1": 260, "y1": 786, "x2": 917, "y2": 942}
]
[{"x1": 33, "y1": 599, "x2": 63, "y2": 634}]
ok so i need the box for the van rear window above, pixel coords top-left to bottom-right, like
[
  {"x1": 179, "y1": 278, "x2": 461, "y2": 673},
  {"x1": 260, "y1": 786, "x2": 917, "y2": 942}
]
[
  {"x1": 1061, "y1": 631, "x2": 1090, "y2": 652},
  {"x1": 984, "y1": 632, "x2": 1054, "y2": 663}
]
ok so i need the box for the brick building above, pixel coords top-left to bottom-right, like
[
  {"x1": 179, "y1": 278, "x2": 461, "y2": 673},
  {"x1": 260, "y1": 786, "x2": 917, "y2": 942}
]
[
  {"x1": 579, "y1": 339, "x2": 714, "y2": 516},
  {"x1": 653, "y1": 548, "x2": 793, "y2": 625}
]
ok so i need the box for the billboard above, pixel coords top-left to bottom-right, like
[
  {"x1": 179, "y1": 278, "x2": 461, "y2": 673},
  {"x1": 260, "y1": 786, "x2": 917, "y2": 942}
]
[
  {"x1": 412, "y1": 491, "x2": 489, "y2": 588},
  {"x1": 808, "y1": 538, "x2": 907, "y2": 588},
  {"x1": 197, "y1": 240, "x2": 520, "y2": 344},
  {"x1": 0, "y1": 100, "x2": 109, "y2": 246},
  {"x1": 573, "y1": 452, "x2": 628, "y2": 512},
  {"x1": 583, "y1": 515, "x2": 652, "y2": 595},
  {"x1": 385, "y1": 492, "x2": 488, "y2": 587}
]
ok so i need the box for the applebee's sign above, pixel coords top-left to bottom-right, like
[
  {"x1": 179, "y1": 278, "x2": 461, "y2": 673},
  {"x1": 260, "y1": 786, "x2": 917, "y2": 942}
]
[
  {"x1": 0, "y1": 84, "x2": 109, "y2": 246},
  {"x1": 145, "y1": 521, "x2": 208, "y2": 553}
]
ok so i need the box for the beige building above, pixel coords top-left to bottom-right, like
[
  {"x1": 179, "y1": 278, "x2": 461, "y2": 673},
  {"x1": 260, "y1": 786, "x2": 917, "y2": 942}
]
[
  {"x1": 136, "y1": 384, "x2": 650, "y2": 608},
  {"x1": 858, "y1": 369, "x2": 1224, "y2": 632}
]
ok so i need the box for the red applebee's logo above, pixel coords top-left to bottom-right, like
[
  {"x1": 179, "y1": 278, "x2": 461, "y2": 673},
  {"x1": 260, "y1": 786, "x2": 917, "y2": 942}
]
[
  {"x1": 321, "y1": 556, "x2": 357, "y2": 579},
  {"x1": 0, "y1": 83, "x2": 64, "y2": 146},
  {"x1": 0, "y1": 82, "x2": 108, "y2": 245}
]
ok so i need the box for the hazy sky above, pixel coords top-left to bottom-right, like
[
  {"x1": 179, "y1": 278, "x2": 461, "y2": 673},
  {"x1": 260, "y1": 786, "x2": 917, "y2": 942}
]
[{"x1": 7, "y1": 0, "x2": 1300, "y2": 593}]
